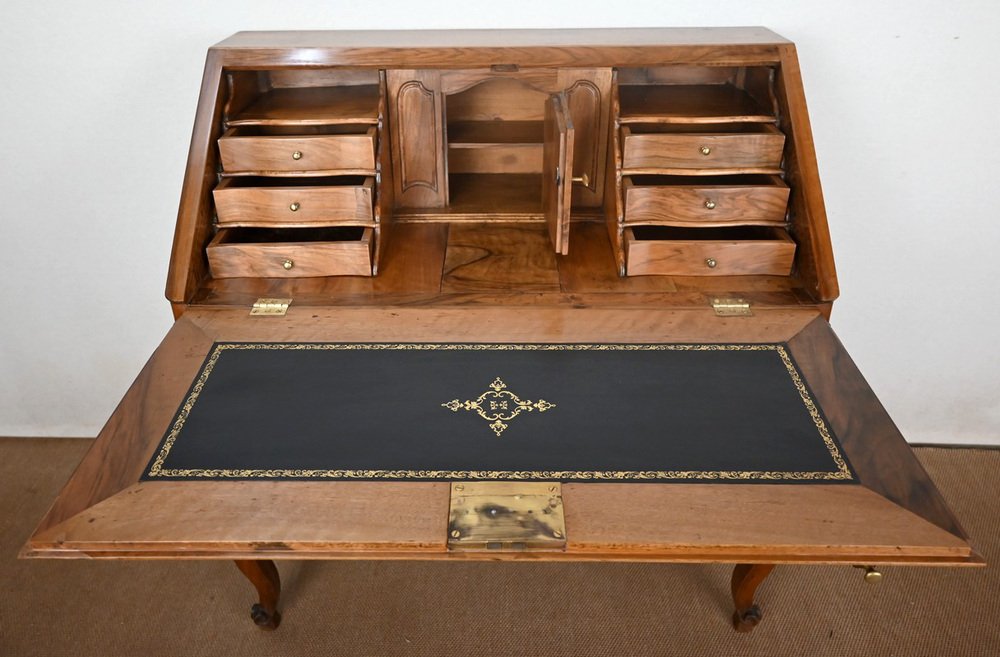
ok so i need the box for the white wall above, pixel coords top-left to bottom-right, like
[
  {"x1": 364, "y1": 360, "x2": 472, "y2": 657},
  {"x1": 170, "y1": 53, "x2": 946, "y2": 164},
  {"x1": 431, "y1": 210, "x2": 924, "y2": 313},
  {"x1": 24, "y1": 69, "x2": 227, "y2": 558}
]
[{"x1": 1, "y1": 1, "x2": 998, "y2": 444}]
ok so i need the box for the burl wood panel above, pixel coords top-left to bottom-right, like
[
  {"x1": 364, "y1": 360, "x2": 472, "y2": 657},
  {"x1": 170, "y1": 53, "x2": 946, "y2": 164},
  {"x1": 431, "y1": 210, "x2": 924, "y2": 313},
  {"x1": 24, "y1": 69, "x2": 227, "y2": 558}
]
[
  {"x1": 218, "y1": 127, "x2": 376, "y2": 175},
  {"x1": 207, "y1": 228, "x2": 373, "y2": 278},
  {"x1": 623, "y1": 175, "x2": 789, "y2": 226},
  {"x1": 213, "y1": 177, "x2": 374, "y2": 227}
]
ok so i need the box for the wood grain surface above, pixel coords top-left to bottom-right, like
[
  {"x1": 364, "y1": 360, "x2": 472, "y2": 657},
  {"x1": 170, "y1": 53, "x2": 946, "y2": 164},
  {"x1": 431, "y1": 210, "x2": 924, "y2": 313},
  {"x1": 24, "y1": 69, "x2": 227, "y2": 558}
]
[
  {"x1": 24, "y1": 306, "x2": 973, "y2": 564},
  {"x1": 623, "y1": 175, "x2": 789, "y2": 226},
  {"x1": 213, "y1": 177, "x2": 374, "y2": 227},
  {"x1": 218, "y1": 126, "x2": 376, "y2": 175}
]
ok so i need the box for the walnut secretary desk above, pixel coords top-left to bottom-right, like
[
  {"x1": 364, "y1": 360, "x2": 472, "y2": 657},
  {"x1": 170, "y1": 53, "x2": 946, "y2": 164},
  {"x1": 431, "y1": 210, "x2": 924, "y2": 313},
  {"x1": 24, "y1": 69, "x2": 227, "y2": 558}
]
[{"x1": 24, "y1": 28, "x2": 980, "y2": 636}]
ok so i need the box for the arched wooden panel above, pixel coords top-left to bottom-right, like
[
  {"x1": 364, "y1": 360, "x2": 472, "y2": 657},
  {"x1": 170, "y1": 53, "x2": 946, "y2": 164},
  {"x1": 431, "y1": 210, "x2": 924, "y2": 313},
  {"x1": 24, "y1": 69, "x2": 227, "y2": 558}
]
[{"x1": 387, "y1": 71, "x2": 447, "y2": 207}]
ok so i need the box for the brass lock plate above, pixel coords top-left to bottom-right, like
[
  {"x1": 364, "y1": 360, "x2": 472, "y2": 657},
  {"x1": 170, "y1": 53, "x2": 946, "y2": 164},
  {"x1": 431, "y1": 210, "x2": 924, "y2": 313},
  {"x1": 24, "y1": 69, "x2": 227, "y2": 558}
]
[{"x1": 447, "y1": 482, "x2": 566, "y2": 552}]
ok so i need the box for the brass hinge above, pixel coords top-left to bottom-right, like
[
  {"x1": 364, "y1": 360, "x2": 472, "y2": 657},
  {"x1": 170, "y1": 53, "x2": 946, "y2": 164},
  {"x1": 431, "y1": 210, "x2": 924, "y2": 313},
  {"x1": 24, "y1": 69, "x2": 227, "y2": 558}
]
[
  {"x1": 447, "y1": 482, "x2": 566, "y2": 552},
  {"x1": 250, "y1": 298, "x2": 291, "y2": 316},
  {"x1": 712, "y1": 298, "x2": 752, "y2": 317}
]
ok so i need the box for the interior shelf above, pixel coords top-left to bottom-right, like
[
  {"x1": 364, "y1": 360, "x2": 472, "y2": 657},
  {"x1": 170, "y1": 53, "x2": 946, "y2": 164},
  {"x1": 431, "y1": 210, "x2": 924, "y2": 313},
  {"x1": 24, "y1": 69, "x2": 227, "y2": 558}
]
[
  {"x1": 618, "y1": 84, "x2": 774, "y2": 124},
  {"x1": 229, "y1": 86, "x2": 380, "y2": 126},
  {"x1": 447, "y1": 121, "x2": 544, "y2": 146},
  {"x1": 398, "y1": 174, "x2": 544, "y2": 221}
]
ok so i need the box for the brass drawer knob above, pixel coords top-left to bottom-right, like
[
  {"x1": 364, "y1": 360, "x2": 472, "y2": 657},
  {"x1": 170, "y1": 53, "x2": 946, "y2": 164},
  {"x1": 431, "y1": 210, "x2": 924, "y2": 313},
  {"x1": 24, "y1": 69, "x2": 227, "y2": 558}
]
[
  {"x1": 704, "y1": 200, "x2": 717, "y2": 210},
  {"x1": 700, "y1": 146, "x2": 712, "y2": 156},
  {"x1": 282, "y1": 259, "x2": 294, "y2": 270},
  {"x1": 292, "y1": 150, "x2": 303, "y2": 160},
  {"x1": 289, "y1": 202, "x2": 300, "y2": 212},
  {"x1": 705, "y1": 258, "x2": 718, "y2": 268}
]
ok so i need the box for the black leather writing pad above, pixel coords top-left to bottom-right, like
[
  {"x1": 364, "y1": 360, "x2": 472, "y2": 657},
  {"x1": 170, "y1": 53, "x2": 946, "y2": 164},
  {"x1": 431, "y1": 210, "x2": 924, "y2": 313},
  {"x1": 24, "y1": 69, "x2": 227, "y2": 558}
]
[{"x1": 143, "y1": 343, "x2": 854, "y2": 482}]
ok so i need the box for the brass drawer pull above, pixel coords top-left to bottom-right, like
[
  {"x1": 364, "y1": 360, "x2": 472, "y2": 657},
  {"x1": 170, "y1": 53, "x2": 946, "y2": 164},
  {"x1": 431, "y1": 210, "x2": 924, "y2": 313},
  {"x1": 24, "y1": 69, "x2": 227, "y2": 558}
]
[
  {"x1": 705, "y1": 258, "x2": 718, "y2": 269},
  {"x1": 292, "y1": 150, "x2": 303, "y2": 160},
  {"x1": 700, "y1": 145, "x2": 712, "y2": 156},
  {"x1": 289, "y1": 202, "x2": 300, "y2": 212},
  {"x1": 704, "y1": 200, "x2": 717, "y2": 210},
  {"x1": 282, "y1": 259, "x2": 294, "y2": 270}
]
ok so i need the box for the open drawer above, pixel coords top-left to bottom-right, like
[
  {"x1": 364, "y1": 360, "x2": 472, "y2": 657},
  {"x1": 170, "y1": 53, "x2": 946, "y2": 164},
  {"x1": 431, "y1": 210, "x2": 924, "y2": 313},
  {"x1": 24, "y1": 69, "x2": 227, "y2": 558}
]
[
  {"x1": 624, "y1": 225, "x2": 796, "y2": 276},
  {"x1": 206, "y1": 226, "x2": 373, "y2": 278},
  {"x1": 218, "y1": 125, "x2": 376, "y2": 176},
  {"x1": 621, "y1": 123, "x2": 785, "y2": 174},
  {"x1": 213, "y1": 176, "x2": 374, "y2": 228},
  {"x1": 623, "y1": 174, "x2": 789, "y2": 226}
]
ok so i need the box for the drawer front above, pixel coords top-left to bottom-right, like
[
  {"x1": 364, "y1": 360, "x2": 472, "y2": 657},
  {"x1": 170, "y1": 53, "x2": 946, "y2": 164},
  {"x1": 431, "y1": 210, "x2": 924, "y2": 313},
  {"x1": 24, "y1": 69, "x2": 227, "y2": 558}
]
[
  {"x1": 625, "y1": 227, "x2": 795, "y2": 276},
  {"x1": 218, "y1": 128, "x2": 376, "y2": 174},
  {"x1": 213, "y1": 178, "x2": 374, "y2": 227},
  {"x1": 621, "y1": 127, "x2": 785, "y2": 172},
  {"x1": 207, "y1": 228, "x2": 373, "y2": 278},
  {"x1": 623, "y1": 176, "x2": 789, "y2": 225}
]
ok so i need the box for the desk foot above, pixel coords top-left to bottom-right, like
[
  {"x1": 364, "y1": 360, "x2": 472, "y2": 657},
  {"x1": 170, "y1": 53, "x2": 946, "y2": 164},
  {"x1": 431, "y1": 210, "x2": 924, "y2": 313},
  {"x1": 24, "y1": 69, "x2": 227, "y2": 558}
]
[
  {"x1": 234, "y1": 560, "x2": 282, "y2": 630},
  {"x1": 730, "y1": 563, "x2": 774, "y2": 633}
]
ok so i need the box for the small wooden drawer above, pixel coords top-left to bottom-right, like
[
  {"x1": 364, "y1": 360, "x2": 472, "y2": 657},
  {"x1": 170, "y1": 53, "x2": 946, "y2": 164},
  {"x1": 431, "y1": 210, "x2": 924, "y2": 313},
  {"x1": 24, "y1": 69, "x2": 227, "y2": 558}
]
[
  {"x1": 218, "y1": 125, "x2": 376, "y2": 175},
  {"x1": 623, "y1": 175, "x2": 789, "y2": 226},
  {"x1": 621, "y1": 123, "x2": 785, "y2": 174},
  {"x1": 207, "y1": 226, "x2": 373, "y2": 278},
  {"x1": 624, "y1": 226, "x2": 796, "y2": 276},
  {"x1": 213, "y1": 176, "x2": 374, "y2": 228}
]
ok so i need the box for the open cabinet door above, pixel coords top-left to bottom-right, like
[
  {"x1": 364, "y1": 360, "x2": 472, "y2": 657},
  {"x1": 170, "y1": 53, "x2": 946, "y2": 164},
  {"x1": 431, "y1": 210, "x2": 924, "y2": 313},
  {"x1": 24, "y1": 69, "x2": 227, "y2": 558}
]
[{"x1": 542, "y1": 92, "x2": 575, "y2": 255}]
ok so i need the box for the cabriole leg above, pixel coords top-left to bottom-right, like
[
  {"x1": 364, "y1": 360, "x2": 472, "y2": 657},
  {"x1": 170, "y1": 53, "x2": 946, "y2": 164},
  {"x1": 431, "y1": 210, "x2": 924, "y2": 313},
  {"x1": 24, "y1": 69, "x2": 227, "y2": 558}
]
[
  {"x1": 730, "y1": 563, "x2": 775, "y2": 633},
  {"x1": 234, "y1": 559, "x2": 282, "y2": 630}
]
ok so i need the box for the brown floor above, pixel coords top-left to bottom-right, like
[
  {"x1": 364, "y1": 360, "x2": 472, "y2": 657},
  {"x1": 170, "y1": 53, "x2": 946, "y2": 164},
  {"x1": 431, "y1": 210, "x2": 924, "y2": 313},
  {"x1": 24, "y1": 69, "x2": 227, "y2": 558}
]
[{"x1": 2, "y1": 438, "x2": 998, "y2": 657}]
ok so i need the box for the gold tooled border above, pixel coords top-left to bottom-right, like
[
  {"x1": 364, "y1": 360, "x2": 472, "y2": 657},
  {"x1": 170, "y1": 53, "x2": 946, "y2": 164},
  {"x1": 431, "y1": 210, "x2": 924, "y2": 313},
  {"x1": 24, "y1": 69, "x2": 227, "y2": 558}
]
[{"x1": 145, "y1": 343, "x2": 853, "y2": 481}]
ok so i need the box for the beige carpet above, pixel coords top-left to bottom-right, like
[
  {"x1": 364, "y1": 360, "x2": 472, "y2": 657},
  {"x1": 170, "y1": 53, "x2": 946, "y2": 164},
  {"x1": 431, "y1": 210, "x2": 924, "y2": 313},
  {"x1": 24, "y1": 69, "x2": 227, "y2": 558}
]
[{"x1": 2, "y1": 438, "x2": 997, "y2": 656}]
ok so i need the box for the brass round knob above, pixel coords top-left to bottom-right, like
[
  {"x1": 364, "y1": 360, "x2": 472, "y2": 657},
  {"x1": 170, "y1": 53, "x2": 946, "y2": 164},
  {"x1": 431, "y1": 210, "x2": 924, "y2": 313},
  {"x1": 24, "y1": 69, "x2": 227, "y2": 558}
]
[
  {"x1": 700, "y1": 146, "x2": 712, "y2": 156},
  {"x1": 291, "y1": 150, "x2": 303, "y2": 160},
  {"x1": 282, "y1": 259, "x2": 294, "y2": 270},
  {"x1": 705, "y1": 258, "x2": 718, "y2": 269},
  {"x1": 704, "y1": 200, "x2": 717, "y2": 210},
  {"x1": 289, "y1": 202, "x2": 300, "y2": 212},
  {"x1": 863, "y1": 567, "x2": 883, "y2": 584}
]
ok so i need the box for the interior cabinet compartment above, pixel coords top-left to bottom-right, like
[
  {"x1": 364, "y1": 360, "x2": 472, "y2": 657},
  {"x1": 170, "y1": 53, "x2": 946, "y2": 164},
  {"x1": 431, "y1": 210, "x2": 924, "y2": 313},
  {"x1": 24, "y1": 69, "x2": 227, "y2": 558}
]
[
  {"x1": 621, "y1": 123, "x2": 785, "y2": 174},
  {"x1": 219, "y1": 125, "x2": 376, "y2": 175},
  {"x1": 444, "y1": 78, "x2": 549, "y2": 208},
  {"x1": 228, "y1": 85, "x2": 380, "y2": 126},
  {"x1": 623, "y1": 174, "x2": 789, "y2": 226},
  {"x1": 616, "y1": 66, "x2": 777, "y2": 124},
  {"x1": 624, "y1": 225, "x2": 795, "y2": 277},
  {"x1": 207, "y1": 226, "x2": 373, "y2": 278},
  {"x1": 213, "y1": 176, "x2": 374, "y2": 227},
  {"x1": 447, "y1": 121, "x2": 544, "y2": 174}
]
